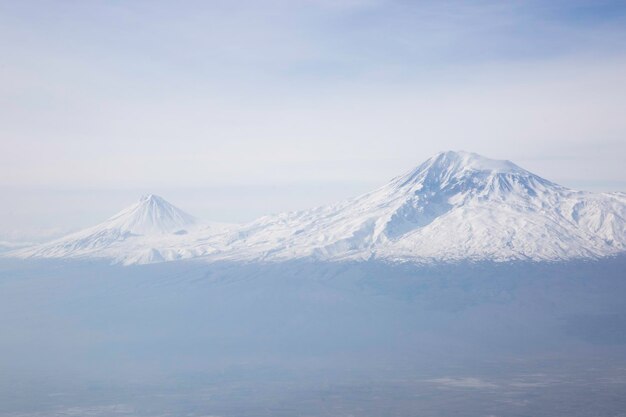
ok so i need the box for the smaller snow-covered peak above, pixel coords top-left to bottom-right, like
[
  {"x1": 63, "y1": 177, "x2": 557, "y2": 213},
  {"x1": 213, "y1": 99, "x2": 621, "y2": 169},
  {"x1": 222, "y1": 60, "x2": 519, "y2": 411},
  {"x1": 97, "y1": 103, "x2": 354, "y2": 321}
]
[
  {"x1": 140, "y1": 193, "x2": 156, "y2": 202},
  {"x1": 7, "y1": 194, "x2": 224, "y2": 264},
  {"x1": 104, "y1": 194, "x2": 198, "y2": 236},
  {"x1": 139, "y1": 194, "x2": 165, "y2": 204}
]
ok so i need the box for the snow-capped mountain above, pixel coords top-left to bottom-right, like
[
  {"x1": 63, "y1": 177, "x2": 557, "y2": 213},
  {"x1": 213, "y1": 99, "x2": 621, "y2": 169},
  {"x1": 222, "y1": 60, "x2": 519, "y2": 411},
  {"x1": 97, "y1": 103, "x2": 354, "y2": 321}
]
[
  {"x1": 102, "y1": 193, "x2": 198, "y2": 235},
  {"x1": 9, "y1": 151, "x2": 626, "y2": 265},
  {"x1": 13, "y1": 194, "x2": 229, "y2": 265},
  {"x1": 208, "y1": 151, "x2": 626, "y2": 263}
]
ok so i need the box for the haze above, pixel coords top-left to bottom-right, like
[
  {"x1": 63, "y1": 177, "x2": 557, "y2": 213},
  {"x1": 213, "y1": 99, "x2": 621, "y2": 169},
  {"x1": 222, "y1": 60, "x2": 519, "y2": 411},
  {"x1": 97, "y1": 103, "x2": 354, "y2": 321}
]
[{"x1": 1, "y1": 0, "x2": 626, "y2": 241}]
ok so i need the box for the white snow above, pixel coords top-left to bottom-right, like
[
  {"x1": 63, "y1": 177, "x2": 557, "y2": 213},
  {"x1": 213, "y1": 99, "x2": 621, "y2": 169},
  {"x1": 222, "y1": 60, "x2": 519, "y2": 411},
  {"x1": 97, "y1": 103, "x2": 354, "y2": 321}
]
[
  {"x1": 103, "y1": 194, "x2": 198, "y2": 235},
  {"x1": 11, "y1": 193, "x2": 231, "y2": 265},
  {"x1": 8, "y1": 151, "x2": 626, "y2": 265}
]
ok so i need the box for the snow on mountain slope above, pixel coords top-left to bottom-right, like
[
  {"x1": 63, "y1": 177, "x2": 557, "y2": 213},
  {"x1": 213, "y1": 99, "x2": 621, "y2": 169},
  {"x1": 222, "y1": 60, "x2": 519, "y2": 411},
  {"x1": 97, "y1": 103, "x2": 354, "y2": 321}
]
[
  {"x1": 102, "y1": 194, "x2": 198, "y2": 235},
  {"x1": 205, "y1": 151, "x2": 626, "y2": 263},
  {"x1": 12, "y1": 194, "x2": 230, "y2": 265},
  {"x1": 8, "y1": 151, "x2": 626, "y2": 265}
]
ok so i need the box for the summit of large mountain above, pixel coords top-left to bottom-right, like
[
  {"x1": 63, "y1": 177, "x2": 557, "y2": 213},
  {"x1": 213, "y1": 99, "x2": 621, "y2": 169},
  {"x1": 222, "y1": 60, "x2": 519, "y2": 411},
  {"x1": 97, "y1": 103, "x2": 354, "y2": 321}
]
[
  {"x1": 391, "y1": 150, "x2": 557, "y2": 199},
  {"x1": 220, "y1": 151, "x2": 625, "y2": 263},
  {"x1": 403, "y1": 150, "x2": 525, "y2": 178}
]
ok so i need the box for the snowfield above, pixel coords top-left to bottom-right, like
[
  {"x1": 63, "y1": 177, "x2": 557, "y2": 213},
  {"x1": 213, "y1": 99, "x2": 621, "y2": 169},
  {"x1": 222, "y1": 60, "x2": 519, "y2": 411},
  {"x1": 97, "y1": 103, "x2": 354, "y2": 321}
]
[{"x1": 10, "y1": 151, "x2": 626, "y2": 265}]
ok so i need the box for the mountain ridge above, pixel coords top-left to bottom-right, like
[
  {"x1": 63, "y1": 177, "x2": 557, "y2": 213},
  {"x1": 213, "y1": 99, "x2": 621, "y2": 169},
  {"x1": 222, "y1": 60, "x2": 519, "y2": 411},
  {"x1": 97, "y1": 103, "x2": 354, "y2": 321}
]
[{"x1": 8, "y1": 151, "x2": 626, "y2": 265}]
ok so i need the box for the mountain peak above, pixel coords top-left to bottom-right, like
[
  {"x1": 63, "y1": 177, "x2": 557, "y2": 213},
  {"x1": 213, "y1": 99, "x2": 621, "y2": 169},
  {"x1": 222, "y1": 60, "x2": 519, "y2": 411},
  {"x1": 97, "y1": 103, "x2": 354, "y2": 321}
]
[
  {"x1": 139, "y1": 193, "x2": 167, "y2": 204},
  {"x1": 140, "y1": 193, "x2": 158, "y2": 202},
  {"x1": 105, "y1": 194, "x2": 197, "y2": 235},
  {"x1": 393, "y1": 151, "x2": 536, "y2": 191},
  {"x1": 426, "y1": 150, "x2": 523, "y2": 175}
]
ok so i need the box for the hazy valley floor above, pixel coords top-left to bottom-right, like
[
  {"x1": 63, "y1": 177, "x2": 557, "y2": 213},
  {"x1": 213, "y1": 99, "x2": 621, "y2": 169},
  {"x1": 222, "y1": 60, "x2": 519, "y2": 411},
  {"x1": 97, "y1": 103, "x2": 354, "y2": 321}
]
[{"x1": 1, "y1": 257, "x2": 626, "y2": 417}]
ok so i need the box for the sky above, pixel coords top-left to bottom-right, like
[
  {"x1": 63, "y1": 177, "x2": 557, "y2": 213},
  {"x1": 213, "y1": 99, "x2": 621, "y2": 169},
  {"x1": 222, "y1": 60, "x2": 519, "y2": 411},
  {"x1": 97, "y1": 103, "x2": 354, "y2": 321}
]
[{"x1": 1, "y1": 0, "x2": 626, "y2": 241}]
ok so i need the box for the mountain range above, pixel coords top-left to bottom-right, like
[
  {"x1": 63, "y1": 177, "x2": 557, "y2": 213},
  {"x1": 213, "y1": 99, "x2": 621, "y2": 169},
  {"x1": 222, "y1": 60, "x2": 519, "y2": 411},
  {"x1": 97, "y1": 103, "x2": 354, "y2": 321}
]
[{"x1": 9, "y1": 151, "x2": 626, "y2": 265}]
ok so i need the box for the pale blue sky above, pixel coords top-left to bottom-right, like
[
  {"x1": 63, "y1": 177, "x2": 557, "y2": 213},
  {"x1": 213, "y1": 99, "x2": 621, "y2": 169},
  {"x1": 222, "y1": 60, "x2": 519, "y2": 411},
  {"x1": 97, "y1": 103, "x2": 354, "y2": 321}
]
[{"x1": 1, "y1": 0, "x2": 626, "y2": 240}]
